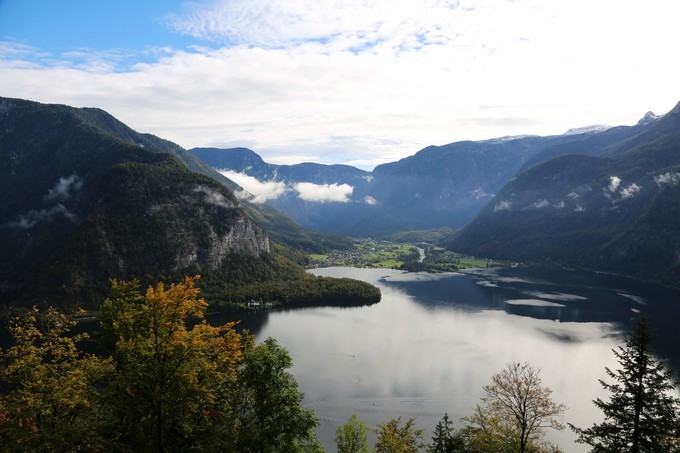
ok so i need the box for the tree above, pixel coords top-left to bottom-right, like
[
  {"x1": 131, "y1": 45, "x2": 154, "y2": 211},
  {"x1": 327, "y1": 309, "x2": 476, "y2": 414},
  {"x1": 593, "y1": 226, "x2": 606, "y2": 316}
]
[
  {"x1": 374, "y1": 416, "x2": 425, "y2": 453},
  {"x1": 462, "y1": 362, "x2": 566, "y2": 453},
  {"x1": 236, "y1": 337, "x2": 320, "y2": 452},
  {"x1": 428, "y1": 413, "x2": 466, "y2": 453},
  {"x1": 0, "y1": 307, "x2": 113, "y2": 451},
  {"x1": 101, "y1": 275, "x2": 248, "y2": 451},
  {"x1": 336, "y1": 413, "x2": 371, "y2": 453},
  {"x1": 0, "y1": 276, "x2": 323, "y2": 452},
  {"x1": 570, "y1": 316, "x2": 680, "y2": 452}
]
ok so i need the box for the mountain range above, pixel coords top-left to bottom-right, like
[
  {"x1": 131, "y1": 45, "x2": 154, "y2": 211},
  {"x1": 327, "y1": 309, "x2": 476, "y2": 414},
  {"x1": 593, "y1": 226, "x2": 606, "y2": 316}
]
[
  {"x1": 449, "y1": 102, "x2": 680, "y2": 285},
  {"x1": 189, "y1": 111, "x2": 664, "y2": 238},
  {"x1": 3, "y1": 95, "x2": 679, "y2": 303},
  {"x1": 0, "y1": 97, "x2": 375, "y2": 307},
  {"x1": 191, "y1": 103, "x2": 680, "y2": 285}
]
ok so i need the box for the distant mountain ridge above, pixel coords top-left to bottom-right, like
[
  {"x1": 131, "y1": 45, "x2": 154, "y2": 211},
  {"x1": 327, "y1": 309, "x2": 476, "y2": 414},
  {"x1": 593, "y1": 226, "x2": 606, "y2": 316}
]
[
  {"x1": 448, "y1": 101, "x2": 680, "y2": 285},
  {"x1": 191, "y1": 126, "x2": 636, "y2": 237},
  {"x1": 190, "y1": 103, "x2": 680, "y2": 284}
]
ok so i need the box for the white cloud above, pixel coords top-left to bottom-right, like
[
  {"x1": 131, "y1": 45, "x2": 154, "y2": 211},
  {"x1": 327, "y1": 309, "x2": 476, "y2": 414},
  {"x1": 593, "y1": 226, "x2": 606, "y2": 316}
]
[
  {"x1": 494, "y1": 200, "x2": 512, "y2": 212},
  {"x1": 654, "y1": 172, "x2": 680, "y2": 186},
  {"x1": 218, "y1": 170, "x2": 355, "y2": 203},
  {"x1": 471, "y1": 188, "x2": 490, "y2": 200},
  {"x1": 193, "y1": 185, "x2": 237, "y2": 208},
  {"x1": 46, "y1": 174, "x2": 83, "y2": 200},
  {"x1": 294, "y1": 182, "x2": 354, "y2": 202},
  {"x1": 2, "y1": 0, "x2": 680, "y2": 169},
  {"x1": 364, "y1": 195, "x2": 377, "y2": 205},
  {"x1": 6, "y1": 204, "x2": 78, "y2": 229},
  {"x1": 532, "y1": 199, "x2": 550, "y2": 209},
  {"x1": 218, "y1": 170, "x2": 288, "y2": 203},
  {"x1": 608, "y1": 176, "x2": 621, "y2": 193},
  {"x1": 620, "y1": 183, "x2": 641, "y2": 200}
]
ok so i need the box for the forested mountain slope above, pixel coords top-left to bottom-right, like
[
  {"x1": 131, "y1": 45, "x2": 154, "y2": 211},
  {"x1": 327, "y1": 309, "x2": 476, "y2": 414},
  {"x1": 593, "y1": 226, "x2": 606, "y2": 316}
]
[
  {"x1": 191, "y1": 133, "x2": 597, "y2": 236},
  {"x1": 0, "y1": 98, "x2": 376, "y2": 307},
  {"x1": 448, "y1": 101, "x2": 680, "y2": 285}
]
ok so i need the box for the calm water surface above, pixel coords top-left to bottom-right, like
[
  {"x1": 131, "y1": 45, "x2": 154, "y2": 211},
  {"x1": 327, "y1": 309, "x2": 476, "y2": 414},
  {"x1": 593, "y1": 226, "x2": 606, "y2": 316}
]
[{"x1": 221, "y1": 267, "x2": 680, "y2": 452}]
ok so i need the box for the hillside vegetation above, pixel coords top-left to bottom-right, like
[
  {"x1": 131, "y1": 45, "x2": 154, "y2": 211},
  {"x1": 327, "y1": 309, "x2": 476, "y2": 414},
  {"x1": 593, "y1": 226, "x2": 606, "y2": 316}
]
[
  {"x1": 0, "y1": 97, "x2": 379, "y2": 309},
  {"x1": 448, "y1": 102, "x2": 680, "y2": 286}
]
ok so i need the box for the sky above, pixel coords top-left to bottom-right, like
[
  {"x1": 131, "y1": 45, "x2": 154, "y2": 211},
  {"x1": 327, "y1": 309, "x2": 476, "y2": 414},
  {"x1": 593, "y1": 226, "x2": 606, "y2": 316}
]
[{"x1": 1, "y1": 0, "x2": 679, "y2": 170}]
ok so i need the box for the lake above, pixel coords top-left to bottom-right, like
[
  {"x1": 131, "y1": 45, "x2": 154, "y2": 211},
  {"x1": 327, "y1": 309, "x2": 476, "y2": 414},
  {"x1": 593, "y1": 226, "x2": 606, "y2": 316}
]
[{"x1": 218, "y1": 266, "x2": 680, "y2": 452}]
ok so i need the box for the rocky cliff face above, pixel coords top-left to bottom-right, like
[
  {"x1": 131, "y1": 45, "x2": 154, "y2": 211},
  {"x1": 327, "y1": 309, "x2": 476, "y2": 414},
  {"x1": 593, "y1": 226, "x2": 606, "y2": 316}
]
[
  {"x1": 217, "y1": 215, "x2": 270, "y2": 259},
  {"x1": 180, "y1": 213, "x2": 270, "y2": 272}
]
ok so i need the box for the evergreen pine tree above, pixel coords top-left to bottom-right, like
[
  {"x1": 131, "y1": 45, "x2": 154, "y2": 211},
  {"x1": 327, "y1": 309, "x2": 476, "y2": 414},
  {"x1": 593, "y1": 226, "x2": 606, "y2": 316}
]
[
  {"x1": 428, "y1": 413, "x2": 465, "y2": 453},
  {"x1": 570, "y1": 316, "x2": 680, "y2": 452}
]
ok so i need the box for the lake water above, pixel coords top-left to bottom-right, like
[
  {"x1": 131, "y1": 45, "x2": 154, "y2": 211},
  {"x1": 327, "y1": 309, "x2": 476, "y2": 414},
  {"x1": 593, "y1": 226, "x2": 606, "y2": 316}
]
[{"x1": 219, "y1": 266, "x2": 680, "y2": 452}]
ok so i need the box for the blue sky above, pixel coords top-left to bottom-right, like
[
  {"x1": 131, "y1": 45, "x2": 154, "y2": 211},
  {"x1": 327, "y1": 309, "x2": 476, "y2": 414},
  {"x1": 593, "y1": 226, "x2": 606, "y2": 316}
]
[
  {"x1": 1, "y1": 0, "x2": 680, "y2": 169},
  {"x1": 1, "y1": 1, "x2": 183, "y2": 51}
]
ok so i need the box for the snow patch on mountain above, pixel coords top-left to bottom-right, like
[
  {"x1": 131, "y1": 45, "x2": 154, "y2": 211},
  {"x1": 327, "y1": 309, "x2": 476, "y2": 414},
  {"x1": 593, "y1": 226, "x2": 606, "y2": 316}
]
[{"x1": 564, "y1": 125, "x2": 611, "y2": 135}]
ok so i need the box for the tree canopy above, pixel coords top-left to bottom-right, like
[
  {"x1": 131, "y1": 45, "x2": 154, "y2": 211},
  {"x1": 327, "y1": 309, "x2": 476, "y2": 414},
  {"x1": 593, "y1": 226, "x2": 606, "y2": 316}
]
[{"x1": 0, "y1": 276, "x2": 320, "y2": 452}]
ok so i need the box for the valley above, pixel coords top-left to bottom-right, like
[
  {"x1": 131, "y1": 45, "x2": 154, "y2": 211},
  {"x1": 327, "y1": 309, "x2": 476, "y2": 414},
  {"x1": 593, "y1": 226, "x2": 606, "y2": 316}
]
[
  {"x1": 307, "y1": 238, "x2": 508, "y2": 271},
  {"x1": 4, "y1": 1, "x2": 680, "y2": 449},
  {"x1": 2, "y1": 96, "x2": 680, "y2": 452}
]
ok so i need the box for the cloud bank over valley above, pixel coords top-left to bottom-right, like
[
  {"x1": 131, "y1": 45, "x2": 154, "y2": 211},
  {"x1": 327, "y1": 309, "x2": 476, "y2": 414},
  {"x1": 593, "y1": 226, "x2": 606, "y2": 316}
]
[{"x1": 220, "y1": 170, "x2": 357, "y2": 204}]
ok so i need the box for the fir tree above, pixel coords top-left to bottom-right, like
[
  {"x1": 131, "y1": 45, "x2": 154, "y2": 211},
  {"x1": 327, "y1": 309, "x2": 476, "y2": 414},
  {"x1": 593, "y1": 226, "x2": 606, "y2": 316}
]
[
  {"x1": 571, "y1": 316, "x2": 680, "y2": 452},
  {"x1": 428, "y1": 413, "x2": 466, "y2": 453}
]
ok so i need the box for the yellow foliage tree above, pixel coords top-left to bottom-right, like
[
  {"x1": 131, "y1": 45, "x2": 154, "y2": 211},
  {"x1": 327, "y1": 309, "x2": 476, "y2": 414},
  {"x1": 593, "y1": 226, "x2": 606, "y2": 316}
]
[
  {"x1": 101, "y1": 275, "x2": 250, "y2": 451},
  {"x1": 0, "y1": 307, "x2": 113, "y2": 451},
  {"x1": 1, "y1": 275, "x2": 319, "y2": 451}
]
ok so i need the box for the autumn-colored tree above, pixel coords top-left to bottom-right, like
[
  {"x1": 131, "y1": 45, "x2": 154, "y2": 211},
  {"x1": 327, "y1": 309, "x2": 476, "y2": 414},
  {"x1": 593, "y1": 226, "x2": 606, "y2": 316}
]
[
  {"x1": 0, "y1": 276, "x2": 323, "y2": 451},
  {"x1": 570, "y1": 316, "x2": 680, "y2": 452},
  {"x1": 462, "y1": 362, "x2": 566, "y2": 453},
  {"x1": 374, "y1": 416, "x2": 425, "y2": 453},
  {"x1": 336, "y1": 413, "x2": 371, "y2": 453},
  {"x1": 101, "y1": 275, "x2": 248, "y2": 451},
  {"x1": 0, "y1": 307, "x2": 113, "y2": 451}
]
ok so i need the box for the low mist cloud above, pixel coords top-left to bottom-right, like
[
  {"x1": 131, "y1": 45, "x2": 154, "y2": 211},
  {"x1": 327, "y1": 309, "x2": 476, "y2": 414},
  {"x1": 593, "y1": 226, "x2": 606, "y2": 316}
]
[
  {"x1": 294, "y1": 182, "x2": 354, "y2": 203},
  {"x1": 5, "y1": 175, "x2": 83, "y2": 229},
  {"x1": 608, "y1": 176, "x2": 621, "y2": 192},
  {"x1": 654, "y1": 172, "x2": 680, "y2": 186},
  {"x1": 494, "y1": 200, "x2": 512, "y2": 212},
  {"x1": 6, "y1": 204, "x2": 78, "y2": 229},
  {"x1": 46, "y1": 174, "x2": 83, "y2": 200},
  {"x1": 219, "y1": 170, "x2": 287, "y2": 203},
  {"x1": 532, "y1": 199, "x2": 550, "y2": 209},
  {"x1": 218, "y1": 170, "x2": 355, "y2": 203},
  {"x1": 194, "y1": 185, "x2": 236, "y2": 209},
  {"x1": 620, "y1": 183, "x2": 641, "y2": 200},
  {"x1": 471, "y1": 188, "x2": 490, "y2": 200}
]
